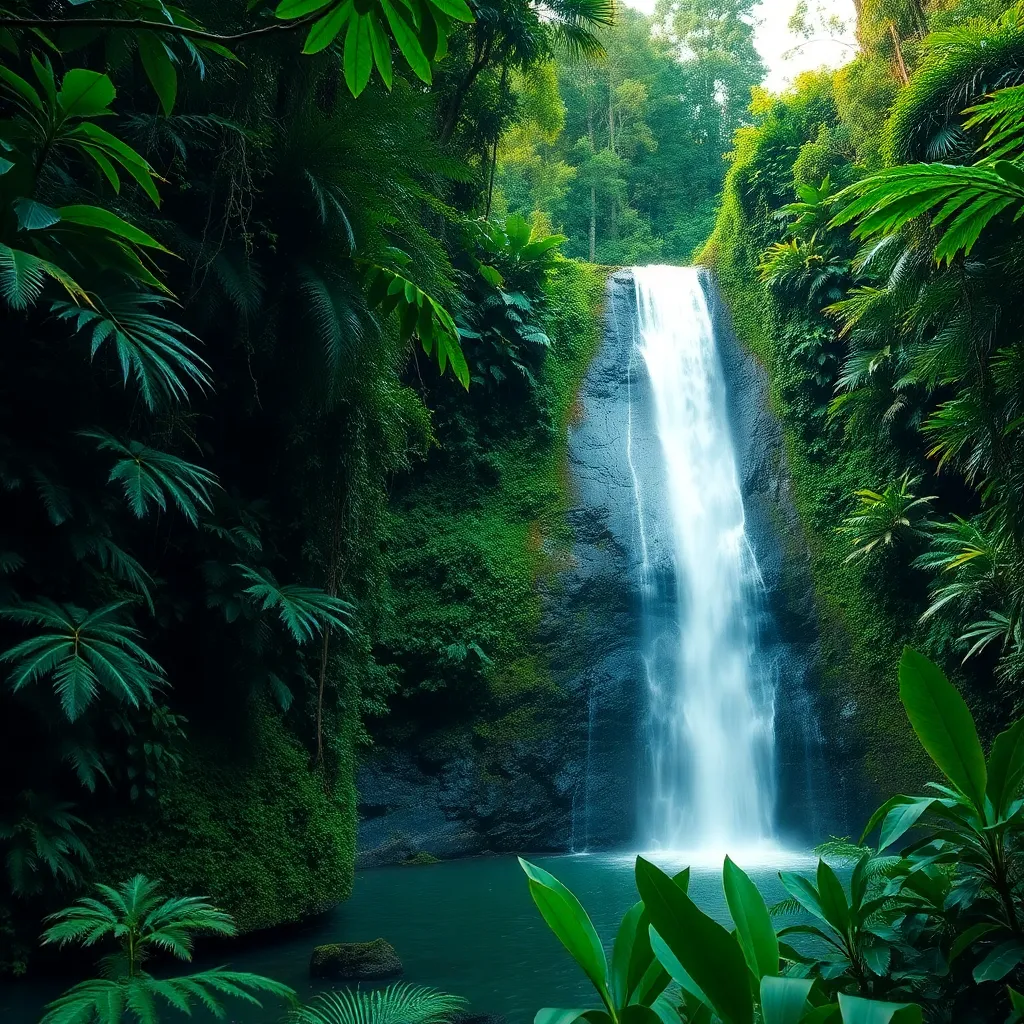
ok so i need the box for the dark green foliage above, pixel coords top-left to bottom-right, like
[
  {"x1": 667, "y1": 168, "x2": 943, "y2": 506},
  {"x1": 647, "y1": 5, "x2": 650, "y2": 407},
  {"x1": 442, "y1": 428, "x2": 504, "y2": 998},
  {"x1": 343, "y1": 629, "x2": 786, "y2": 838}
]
[
  {"x1": 372, "y1": 259, "x2": 605, "y2": 790},
  {"x1": 0, "y1": 0, "x2": 600, "y2": 975},
  {"x1": 39, "y1": 874, "x2": 294, "y2": 1024}
]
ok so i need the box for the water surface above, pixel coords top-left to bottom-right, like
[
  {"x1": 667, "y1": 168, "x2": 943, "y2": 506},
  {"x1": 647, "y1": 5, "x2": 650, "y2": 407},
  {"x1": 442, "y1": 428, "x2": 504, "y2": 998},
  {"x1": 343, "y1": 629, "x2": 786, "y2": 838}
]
[{"x1": 0, "y1": 852, "x2": 809, "y2": 1023}]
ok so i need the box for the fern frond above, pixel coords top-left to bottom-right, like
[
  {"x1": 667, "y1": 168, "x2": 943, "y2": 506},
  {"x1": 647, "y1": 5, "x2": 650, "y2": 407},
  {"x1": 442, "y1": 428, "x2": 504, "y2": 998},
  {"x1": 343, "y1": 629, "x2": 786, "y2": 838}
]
[
  {"x1": 234, "y1": 564, "x2": 353, "y2": 644},
  {"x1": 291, "y1": 984, "x2": 466, "y2": 1024},
  {"x1": 53, "y1": 294, "x2": 212, "y2": 409}
]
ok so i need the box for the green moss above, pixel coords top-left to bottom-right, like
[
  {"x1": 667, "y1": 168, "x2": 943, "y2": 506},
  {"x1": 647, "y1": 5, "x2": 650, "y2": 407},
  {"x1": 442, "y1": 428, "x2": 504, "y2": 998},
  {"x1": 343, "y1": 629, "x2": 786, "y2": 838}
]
[
  {"x1": 402, "y1": 851, "x2": 441, "y2": 865},
  {"x1": 91, "y1": 700, "x2": 356, "y2": 933},
  {"x1": 377, "y1": 260, "x2": 607, "y2": 763}
]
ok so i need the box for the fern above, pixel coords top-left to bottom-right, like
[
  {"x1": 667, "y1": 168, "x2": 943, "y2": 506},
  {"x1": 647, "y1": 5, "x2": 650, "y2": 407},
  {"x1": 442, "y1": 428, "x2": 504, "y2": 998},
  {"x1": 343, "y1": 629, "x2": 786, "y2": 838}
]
[
  {"x1": 235, "y1": 564, "x2": 353, "y2": 644},
  {"x1": 53, "y1": 294, "x2": 213, "y2": 409},
  {"x1": 832, "y1": 161, "x2": 1024, "y2": 265},
  {"x1": 290, "y1": 984, "x2": 466, "y2": 1024},
  {"x1": 840, "y1": 473, "x2": 936, "y2": 562},
  {"x1": 41, "y1": 876, "x2": 294, "y2": 1024},
  {"x1": 0, "y1": 599, "x2": 163, "y2": 720},
  {"x1": 82, "y1": 430, "x2": 219, "y2": 526},
  {"x1": 0, "y1": 791, "x2": 93, "y2": 896}
]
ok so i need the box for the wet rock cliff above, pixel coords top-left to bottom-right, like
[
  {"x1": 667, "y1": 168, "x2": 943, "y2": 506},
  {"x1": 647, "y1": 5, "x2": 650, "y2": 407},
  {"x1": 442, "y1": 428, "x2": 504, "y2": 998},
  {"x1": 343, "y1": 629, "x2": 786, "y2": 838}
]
[{"x1": 356, "y1": 268, "x2": 852, "y2": 864}]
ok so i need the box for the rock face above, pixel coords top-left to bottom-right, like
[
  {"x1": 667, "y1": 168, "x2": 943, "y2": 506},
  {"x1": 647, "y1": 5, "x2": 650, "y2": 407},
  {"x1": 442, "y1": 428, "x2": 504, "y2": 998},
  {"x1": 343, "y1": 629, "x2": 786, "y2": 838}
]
[
  {"x1": 355, "y1": 268, "x2": 853, "y2": 862},
  {"x1": 309, "y1": 938, "x2": 404, "y2": 980}
]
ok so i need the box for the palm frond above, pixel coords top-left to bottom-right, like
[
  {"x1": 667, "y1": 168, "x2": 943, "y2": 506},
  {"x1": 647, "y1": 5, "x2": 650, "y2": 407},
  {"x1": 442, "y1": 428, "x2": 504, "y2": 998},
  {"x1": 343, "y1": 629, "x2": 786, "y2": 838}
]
[
  {"x1": 832, "y1": 161, "x2": 1024, "y2": 265},
  {"x1": 290, "y1": 984, "x2": 466, "y2": 1024},
  {"x1": 53, "y1": 294, "x2": 212, "y2": 409},
  {"x1": 234, "y1": 564, "x2": 353, "y2": 644},
  {"x1": 81, "y1": 430, "x2": 218, "y2": 526},
  {"x1": 0, "y1": 599, "x2": 162, "y2": 720}
]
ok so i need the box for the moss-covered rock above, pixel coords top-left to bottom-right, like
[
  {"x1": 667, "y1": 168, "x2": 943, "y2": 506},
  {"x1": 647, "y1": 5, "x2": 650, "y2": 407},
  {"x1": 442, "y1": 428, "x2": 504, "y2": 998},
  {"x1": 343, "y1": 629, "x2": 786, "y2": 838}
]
[
  {"x1": 91, "y1": 700, "x2": 357, "y2": 933},
  {"x1": 359, "y1": 261, "x2": 609, "y2": 861},
  {"x1": 402, "y1": 851, "x2": 440, "y2": 865},
  {"x1": 309, "y1": 939, "x2": 404, "y2": 980}
]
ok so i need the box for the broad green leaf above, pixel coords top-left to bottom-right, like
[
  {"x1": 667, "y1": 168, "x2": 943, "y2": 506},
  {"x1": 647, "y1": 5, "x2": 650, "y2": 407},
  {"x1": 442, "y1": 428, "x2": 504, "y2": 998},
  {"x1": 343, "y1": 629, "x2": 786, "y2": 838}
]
[
  {"x1": 519, "y1": 859, "x2": 612, "y2": 1012},
  {"x1": 815, "y1": 861, "x2": 850, "y2": 935},
  {"x1": 57, "y1": 69, "x2": 115, "y2": 117},
  {"x1": 649, "y1": 927, "x2": 709, "y2": 1005},
  {"x1": 367, "y1": 12, "x2": 393, "y2": 88},
  {"x1": 611, "y1": 902, "x2": 650, "y2": 1009},
  {"x1": 57, "y1": 206, "x2": 168, "y2": 251},
  {"x1": 837, "y1": 994, "x2": 922, "y2": 1024},
  {"x1": 302, "y1": 1, "x2": 353, "y2": 53},
  {"x1": 987, "y1": 718, "x2": 1024, "y2": 819},
  {"x1": 779, "y1": 872, "x2": 830, "y2": 930},
  {"x1": 343, "y1": 14, "x2": 374, "y2": 97},
  {"x1": 995, "y1": 161, "x2": 1024, "y2": 189},
  {"x1": 860, "y1": 794, "x2": 915, "y2": 844},
  {"x1": 1009, "y1": 987, "x2": 1024, "y2": 1024},
  {"x1": 636, "y1": 856, "x2": 752, "y2": 1024},
  {"x1": 949, "y1": 922, "x2": 999, "y2": 961},
  {"x1": 759, "y1": 977, "x2": 813, "y2": 1024},
  {"x1": 534, "y1": 1011, "x2": 591, "y2": 1024},
  {"x1": 380, "y1": 0, "x2": 431, "y2": 82},
  {"x1": 723, "y1": 856, "x2": 778, "y2": 979},
  {"x1": 137, "y1": 34, "x2": 178, "y2": 116},
  {"x1": 276, "y1": 0, "x2": 333, "y2": 17},
  {"x1": 878, "y1": 798, "x2": 937, "y2": 851},
  {"x1": 620, "y1": 1006, "x2": 661, "y2": 1024},
  {"x1": 974, "y1": 939, "x2": 1024, "y2": 983},
  {"x1": 800, "y1": 1007, "x2": 840, "y2": 1024},
  {"x1": 426, "y1": 0, "x2": 474, "y2": 22},
  {"x1": 899, "y1": 646, "x2": 987, "y2": 812},
  {"x1": 0, "y1": 65, "x2": 43, "y2": 112}
]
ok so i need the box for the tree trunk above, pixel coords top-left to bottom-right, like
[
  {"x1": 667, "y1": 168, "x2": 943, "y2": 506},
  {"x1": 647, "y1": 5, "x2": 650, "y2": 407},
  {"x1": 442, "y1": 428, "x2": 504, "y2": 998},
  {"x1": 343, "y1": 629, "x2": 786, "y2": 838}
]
[
  {"x1": 589, "y1": 186, "x2": 596, "y2": 262},
  {"x1": 588, "y1": 100, "x2": 596, "y2": 262},
  {"x1": 608, "y1": 87, "x2": 615, "y2": 155},
  {"x1": 889, "y1": 21, "x2": 909, "y2": 84}
]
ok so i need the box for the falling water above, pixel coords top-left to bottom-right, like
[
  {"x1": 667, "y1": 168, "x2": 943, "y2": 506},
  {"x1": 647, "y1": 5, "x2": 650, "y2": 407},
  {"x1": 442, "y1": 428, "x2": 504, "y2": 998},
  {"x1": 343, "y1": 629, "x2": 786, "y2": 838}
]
[{"x1": 631, "y1": 266, "x2": 777, "y2": 856}]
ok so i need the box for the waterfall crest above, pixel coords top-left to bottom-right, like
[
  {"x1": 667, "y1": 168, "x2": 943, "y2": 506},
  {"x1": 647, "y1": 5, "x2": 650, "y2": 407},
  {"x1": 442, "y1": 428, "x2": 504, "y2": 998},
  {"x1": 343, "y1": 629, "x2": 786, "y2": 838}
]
[{"x1": 630, "y1": 266, "x2": 778, "y2": 855}]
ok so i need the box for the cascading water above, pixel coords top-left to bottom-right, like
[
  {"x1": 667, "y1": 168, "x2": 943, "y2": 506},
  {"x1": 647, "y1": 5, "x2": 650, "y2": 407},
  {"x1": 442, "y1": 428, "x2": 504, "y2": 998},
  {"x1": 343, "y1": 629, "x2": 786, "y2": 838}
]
[{"x1": 631, "y1": 265, "x2": 778, "y2": 856}]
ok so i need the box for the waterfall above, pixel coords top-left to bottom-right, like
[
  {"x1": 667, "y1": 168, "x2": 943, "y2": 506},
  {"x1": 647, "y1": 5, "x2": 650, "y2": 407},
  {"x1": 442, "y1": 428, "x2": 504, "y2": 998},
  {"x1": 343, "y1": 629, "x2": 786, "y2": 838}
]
[{"x1": 630, "y1": 266, "x2": 778, "y2": 854}]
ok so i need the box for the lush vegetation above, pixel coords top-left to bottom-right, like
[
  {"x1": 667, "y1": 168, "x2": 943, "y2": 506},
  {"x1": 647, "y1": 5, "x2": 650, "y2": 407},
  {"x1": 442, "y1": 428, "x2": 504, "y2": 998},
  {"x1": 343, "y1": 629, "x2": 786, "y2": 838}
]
[
  {"x1": 494, "y1": 0, "x2": 763, "y2": 264},
  {"x1": 0, "y1": 0, "x2": 620, "y2": 975},
  {"x1": 523, "y1": 646, "x2": 1024, "y2": 1024},
  {"x1": 700, "y1": 0, "x2": 1024, "y2": 787}
]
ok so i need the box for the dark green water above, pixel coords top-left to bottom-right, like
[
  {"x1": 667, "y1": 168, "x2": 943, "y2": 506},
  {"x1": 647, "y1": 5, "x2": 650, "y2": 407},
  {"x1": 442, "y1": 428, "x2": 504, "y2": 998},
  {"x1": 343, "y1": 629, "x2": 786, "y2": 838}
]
[{"x1": 0, "y1": 852, "x2": 811, "y2": 1024}]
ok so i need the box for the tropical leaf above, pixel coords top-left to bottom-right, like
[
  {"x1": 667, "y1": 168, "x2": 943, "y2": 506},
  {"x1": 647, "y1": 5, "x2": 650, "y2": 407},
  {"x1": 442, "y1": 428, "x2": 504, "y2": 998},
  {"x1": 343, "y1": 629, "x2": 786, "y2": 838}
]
[
  {"x1": 0, "y1": 600, "x2": 163, "y2": 720},
  {"x1": 234, "y1": 564, "x2": 353, "y2": 644},
  {"x1": 288, "y1": 983, "x2": 466, "y2": 1024},
  {"x1": 82, "y1": 430, "x2": 218, "y2": 526},
  {"x1": 54, "y1": 295, "x2": 212, "y2": 408}
]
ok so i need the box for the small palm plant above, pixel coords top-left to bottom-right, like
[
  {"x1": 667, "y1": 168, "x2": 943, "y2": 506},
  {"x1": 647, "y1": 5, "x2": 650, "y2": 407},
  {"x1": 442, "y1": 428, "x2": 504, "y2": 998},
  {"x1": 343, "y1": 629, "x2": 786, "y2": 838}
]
[
  {"x1": 840, "y1": 473, "x2": 936, "y2": 563},
  {"x1": 39, "y1": 874, "x2": 294, "y2": 1024},
  {"x1": 290, "y1": 984, "x2": 466, "y2": 1024}
]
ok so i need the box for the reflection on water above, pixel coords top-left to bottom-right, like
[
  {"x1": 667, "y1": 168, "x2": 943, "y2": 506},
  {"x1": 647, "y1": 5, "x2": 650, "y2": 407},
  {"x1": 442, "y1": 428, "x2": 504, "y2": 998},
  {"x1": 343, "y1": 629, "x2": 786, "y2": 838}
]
[{"x1": 0, "y1": 853, "x2": 809, "y2": 1024}]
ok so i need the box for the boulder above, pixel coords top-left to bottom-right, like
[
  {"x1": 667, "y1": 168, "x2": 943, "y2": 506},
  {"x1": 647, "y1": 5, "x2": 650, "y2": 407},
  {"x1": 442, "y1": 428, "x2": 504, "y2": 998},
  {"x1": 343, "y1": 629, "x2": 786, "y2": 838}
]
[{"x1": 309, "y1": 938, "x2": 403, "y2": 980}]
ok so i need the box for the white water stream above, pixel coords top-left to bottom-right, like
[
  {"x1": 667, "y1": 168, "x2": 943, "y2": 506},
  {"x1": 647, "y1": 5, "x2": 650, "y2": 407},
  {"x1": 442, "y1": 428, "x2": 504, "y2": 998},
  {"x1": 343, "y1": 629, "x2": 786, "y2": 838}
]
[{"x1": 631, "y1": 266, "x2": 778, "y2": 857}]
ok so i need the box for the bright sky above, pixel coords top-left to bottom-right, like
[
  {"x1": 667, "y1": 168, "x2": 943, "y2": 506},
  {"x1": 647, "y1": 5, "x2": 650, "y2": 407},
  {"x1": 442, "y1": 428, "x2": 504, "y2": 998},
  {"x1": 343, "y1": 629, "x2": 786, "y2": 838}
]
[{"x1": 622, "y1": 0, "x2": 859, "y2": 92}]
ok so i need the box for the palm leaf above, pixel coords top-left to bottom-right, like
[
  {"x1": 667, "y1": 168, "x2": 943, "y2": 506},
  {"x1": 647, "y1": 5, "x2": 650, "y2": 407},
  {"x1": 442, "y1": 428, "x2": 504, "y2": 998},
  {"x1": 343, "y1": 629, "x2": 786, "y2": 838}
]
[
  {"x1": 234, "y1": 564, "x2": 353, "y2": 644},
  {"x1": 290, "y1": 983, "x2": 466, "y2": 1024},
  {"x1": 53, "y1": 294, "x2": 212, "y2": 409}
]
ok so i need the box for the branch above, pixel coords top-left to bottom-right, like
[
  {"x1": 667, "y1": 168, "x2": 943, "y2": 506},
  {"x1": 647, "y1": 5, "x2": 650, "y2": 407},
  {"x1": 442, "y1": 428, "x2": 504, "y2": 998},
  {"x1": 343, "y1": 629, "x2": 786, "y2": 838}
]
[{"x1": 0, "y1": 13, "x2": 318, "y2": 46}]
